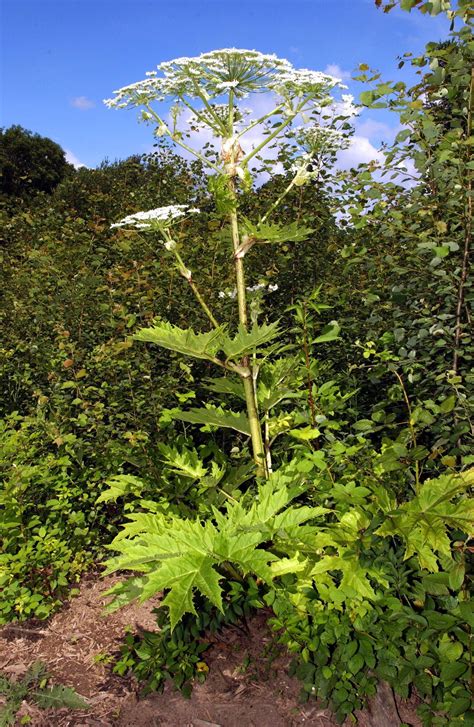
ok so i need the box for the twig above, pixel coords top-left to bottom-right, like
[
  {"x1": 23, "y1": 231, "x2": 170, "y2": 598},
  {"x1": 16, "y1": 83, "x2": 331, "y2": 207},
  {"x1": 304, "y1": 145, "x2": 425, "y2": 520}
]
[{"x1": 2, "y1": 626, "x2": 48, "y2": 637}]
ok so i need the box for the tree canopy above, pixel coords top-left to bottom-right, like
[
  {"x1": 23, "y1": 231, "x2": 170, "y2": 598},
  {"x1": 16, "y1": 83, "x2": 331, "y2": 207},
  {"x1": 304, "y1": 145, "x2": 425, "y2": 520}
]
[{"x1": 0, "y1": 125, "x2": 73, "y2": 197}]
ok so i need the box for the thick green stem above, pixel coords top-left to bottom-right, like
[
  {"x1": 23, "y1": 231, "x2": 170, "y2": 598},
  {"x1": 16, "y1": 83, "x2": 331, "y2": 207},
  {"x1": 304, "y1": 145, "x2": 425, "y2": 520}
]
[
  {"x1": 227, "y1": 179, "x2": 267, "y2": 478},
  {"x1": 242, "y1": 372, "x2": 267, "y2": 477},
  {"x1": 235, "y1": 102, "x2": 286, "y2": 141},
  {"x1": 241, "y1": 93, "x2": 317, "y2": 166},
  {"x1": 229, "y1": 208, "x2": 249, "y2": 326}
]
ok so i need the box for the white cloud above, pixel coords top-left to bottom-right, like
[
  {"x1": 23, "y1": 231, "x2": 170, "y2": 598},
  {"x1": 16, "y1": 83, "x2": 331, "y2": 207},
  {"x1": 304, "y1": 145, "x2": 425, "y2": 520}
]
[
  {"x1": 65, "y1": 149, "x2": 88, "y2": 169},
  {"x1": 336, "y1": 134, "x2": 384, "y2": 169},
  {"x1": 355, "y1": 117, "x2": 401, "y2": 144},
  {"x1": 71, "y1": 96, "x2": 95, "y2": 110},
  {"x1": 324, "y1": 64, "x2": 351, "y2": 81},
  {"x1": 335, "y1": 114, "x2": 402, "y2": 170}
]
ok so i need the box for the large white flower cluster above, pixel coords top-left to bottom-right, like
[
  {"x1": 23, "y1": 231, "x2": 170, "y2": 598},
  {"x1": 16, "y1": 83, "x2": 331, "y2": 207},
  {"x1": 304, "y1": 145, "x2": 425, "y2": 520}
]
[
  {"x1": 295, "y1": 125, "x2": 351, "y2": 154},
  {"x1": 110, "y1": 205, "x2": 200, "y2": 230},
  {"x1": 104, "y1": 48, "x2": 342, "y2": 109}
]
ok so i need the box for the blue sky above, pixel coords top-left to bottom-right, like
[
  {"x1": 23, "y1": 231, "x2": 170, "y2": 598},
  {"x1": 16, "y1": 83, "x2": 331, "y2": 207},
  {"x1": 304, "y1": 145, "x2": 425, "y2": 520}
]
[{"x1": 1, "y1": 0, "x2": 452, "y2": 169}]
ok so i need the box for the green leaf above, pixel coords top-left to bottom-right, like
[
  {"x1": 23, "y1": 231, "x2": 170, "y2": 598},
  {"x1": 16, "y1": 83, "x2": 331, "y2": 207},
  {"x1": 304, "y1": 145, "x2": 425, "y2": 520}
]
[
  {"x1": 439, "y1": 395, "x2": 456, "y2": 413},
  {"x1": 158, "y1": 443, "x2": 208, "y2": 479},
  {"x1": 313, "y1": 321, "x2": 340, "y2": 343},
  {"x1": 340, "y1": 563, "x2": 377, "y2": 600},
  {"x1": 33, "y1": 685, "x2": 89, "y2": 710},
  {"x1": 142, "y1": 551, "x2": 224, "y2": 629},
  {"x1": 241, "y1": 218, "x2": 314, "y2": 245},
  {"x1": 348, "y1": 653, "x2": 365, "y2": 675},
  {"x1": 222, "y1": 322, "x2": 280, "y2": 360},
  {"x1": 449, "y1": 697, "x2": 471, "y2": 718},
  {"x1": 208, "y1": 174, "x2": 236, "y2": 213},
  {"x1": 440, "y1": 661, "x2": 468, "y2": 683},
  {"x1": 437, "y1": 634, "x2": 463, "y2": 662},
  {"x1": 133, "y1": 321, "x2": 226, "y2": 362},
  {"x1": 359, "y1": 90, "x2": 375, "y2": 105},
  {"x1": 448, "y1": 561, "x2": 465, "y2": 590},
  {"x1": 173, "y1": 404, "x2": 251, "y2": 436},
  {"x1": 204, "y1": 377, "x2": 246, "y2": 400},
  {"x1": 270, "y1": 554, "x2": 307, "y2": 577},
  {"x1": 376, "y1": 468, "x2": 474, "y2": 572},
  {"x1": 104, "y1": 474, "x2": 317, "y2": 629},
  {"x1": 96, "y1": 474, "x2": 147, "y2": 504},
  {"x1": 288, "y1": 426, "x2": 321, "y2": 440}
]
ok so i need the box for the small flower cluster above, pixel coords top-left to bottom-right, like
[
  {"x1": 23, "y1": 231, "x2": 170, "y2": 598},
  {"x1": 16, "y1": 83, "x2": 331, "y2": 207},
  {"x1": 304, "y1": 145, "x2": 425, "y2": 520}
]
[
  {"x1": 273, "y1": 68, "x2": 342, "y2": 96},
  {"x1": 218, "y1": 283, "x2": 278, "y2": 299},
  {"x1": 110, "y1": 205, "x2": 200, "y2": 230},
  {"x1": 295, "y1": 125, "x2": 351, "y2": 155},
  {"x1": 104, "y1": 49, "x2": 342, "y2": 110}
]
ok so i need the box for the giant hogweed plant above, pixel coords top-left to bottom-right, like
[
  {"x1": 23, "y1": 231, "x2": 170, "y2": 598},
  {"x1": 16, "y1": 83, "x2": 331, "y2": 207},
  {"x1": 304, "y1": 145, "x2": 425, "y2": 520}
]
[
  {"x1": 101, "y1": 48, "x2": 354, "y2": 617},
  {"x1": 100, "y1": 49, "x2": 474, "y2": 721},
  {"x1": 104, "y1": 49, "x2": 353, "y2": 480}
]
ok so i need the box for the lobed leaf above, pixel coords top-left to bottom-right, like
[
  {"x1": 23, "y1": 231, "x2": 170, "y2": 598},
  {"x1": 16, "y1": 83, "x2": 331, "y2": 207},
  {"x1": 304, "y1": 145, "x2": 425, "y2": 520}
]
[
  {"x1": 33, "y1": 685, "x2": 89, "y2": 710},
  {"x1": 222, "y1": 321, "x2": 280, "y2": 360},
  {"x1": 241, "y1": 218, "x2": 314, "y2": 245},
  {"x1": 173, "y1": 404, "x2": 251, "y2": 436},
  {"x1": 133, "y1": 321, "x2": 226, "y2": 362}
]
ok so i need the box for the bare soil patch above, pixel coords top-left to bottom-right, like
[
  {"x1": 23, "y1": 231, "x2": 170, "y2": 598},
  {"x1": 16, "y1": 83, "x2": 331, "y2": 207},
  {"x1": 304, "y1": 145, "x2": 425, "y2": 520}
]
[{"x1": 0, "y1": 572, "x2": 421, "y2": 726}]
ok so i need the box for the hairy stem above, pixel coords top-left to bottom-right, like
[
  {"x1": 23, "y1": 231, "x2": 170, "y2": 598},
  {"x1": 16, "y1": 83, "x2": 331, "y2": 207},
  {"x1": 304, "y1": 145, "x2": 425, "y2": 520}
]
[{"x1": 226, "y1": 153, "x2": 267, "y2": 476}]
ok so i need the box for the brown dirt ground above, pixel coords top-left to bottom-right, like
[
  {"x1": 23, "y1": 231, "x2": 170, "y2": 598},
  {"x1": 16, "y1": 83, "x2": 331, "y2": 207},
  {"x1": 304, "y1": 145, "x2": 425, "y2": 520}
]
[{"x1": 0, "y1": 572, "x2": 422, "y2": 727}]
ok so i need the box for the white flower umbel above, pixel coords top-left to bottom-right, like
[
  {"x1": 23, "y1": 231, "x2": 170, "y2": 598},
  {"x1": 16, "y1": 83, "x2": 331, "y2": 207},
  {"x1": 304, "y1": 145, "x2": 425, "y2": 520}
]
[
  {"x1": 272, "y1": 68, "x2": 343, "y2": 97},
  {"x1": 111, "y1": 205, "x2": 200, "y2": 230},
  {"x1": 295, "y1": 125, "x2": 351, "y2": 155},
  {"x1": 104, "y1": 49, "x2": 342, "y2": 110}
]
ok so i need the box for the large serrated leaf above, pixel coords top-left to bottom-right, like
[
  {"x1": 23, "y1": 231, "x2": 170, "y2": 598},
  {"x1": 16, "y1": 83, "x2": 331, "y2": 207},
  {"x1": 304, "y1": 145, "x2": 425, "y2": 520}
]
[
  {"x1": 97, "y1": 474, "x2": 147, "y2": 503},
  {"x1": 242, "y1": 218, "x2": 314, "y2": 244},
  {"x1": 173, "y1": 404, "x2": 251, "y2": 436},
  {"x1": 204, "y1": 376, "x2": 246, "y2": 400},
  {"x1": 158, "y1": 443, "x2": 208, "y2": 479},
  {"x1": 133, "y1": 321, "x2": 226, "y2": 362},
  {"x1": 376, "y1": 468, "x2": 474, "y2": 572},
  {"x1": 33, "y1": 685, "x2": 89, "y2": 710},
  {"x1": 104, "y1": 471, "x2": 320, "y2": 629},
  {"x1": 222, "y1": 322, "x2": 280, "y2": 360},
  {"x1": 141, "y1": 551, "x2": 224, "y2": 629}
]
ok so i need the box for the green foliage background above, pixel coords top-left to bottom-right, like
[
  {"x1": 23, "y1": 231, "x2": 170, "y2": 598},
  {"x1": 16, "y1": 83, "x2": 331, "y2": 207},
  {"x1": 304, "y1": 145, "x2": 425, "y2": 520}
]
[{"x1": 0, "y1": 8, "x2": 472, "y2": 725}]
